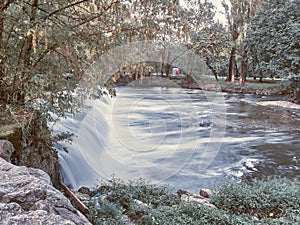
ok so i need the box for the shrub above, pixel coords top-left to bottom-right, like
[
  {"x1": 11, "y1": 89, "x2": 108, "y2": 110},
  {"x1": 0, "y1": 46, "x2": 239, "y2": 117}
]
[
  {"x1": 210, "y1": 178, "x2": 300, "y2": 220},
  {"x1": 87, "y1": 177, "x2": 300, "y2": 224},
  {"x1": 87, "y1": 177, "x2": 180, "y2": 224}
]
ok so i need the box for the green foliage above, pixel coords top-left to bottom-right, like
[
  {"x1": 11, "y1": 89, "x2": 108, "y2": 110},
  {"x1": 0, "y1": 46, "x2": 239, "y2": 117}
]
[
  {"x1": 87, "y1": 177, "x2": 180, "y2": 224},
  {"x1": 88, "y1": 198, "x2": 124, "y2": 224},
  {"x1": 210, "y1": 178, "x2": 300, "y2": 222},
  {"x1": 87, "y1": 177, "x2": 300, "y2": 225},
  {"x1": 1, "y1": 0, "x2": 204, "y2": 152},
  {"x1": 88, "y1": 177, "x2": 254, "y2": 225},
  {"x1": 187, "y1": 0, "x2": 231, "y2": 81},
  {"x1": 246, "y1": 0, "x2": 300, "y2": 82},
  {"x1": 190, "y1": 23, "x2": 231, "y2": 80},
  {"x1": 0, "y1": 0, "x2": 189, "y2": 115},
  {"x1": 92, "y1": 177, "x2": 179, "y2": 208},
  {"x1": 143, "y1": 203, "x2": 255, "y2": 225},
  {"x1": 52, "y1": 131, "x2": 74, "y2": 144}
]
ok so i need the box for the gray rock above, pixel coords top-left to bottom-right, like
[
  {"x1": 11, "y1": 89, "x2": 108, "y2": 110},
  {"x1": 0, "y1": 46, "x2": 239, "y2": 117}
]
[
  {"x1": 73, "y1": 191, "x2": 90, "y2": 202},
  {"x1": 0, "y1": 140, "x2": 15, "y2": 163},
  {"x1": 78, "y1": 187, "x2": 91, "y2": 196},
  {"x1": 199, "y1": 189, "x2": 213, "y2": 198},
  {"x1": 180, "y1": 194, "x2": 217, "y2": 209},
  {"x1": 0, "y1": 157, "x2": 91, "y2": 225}
]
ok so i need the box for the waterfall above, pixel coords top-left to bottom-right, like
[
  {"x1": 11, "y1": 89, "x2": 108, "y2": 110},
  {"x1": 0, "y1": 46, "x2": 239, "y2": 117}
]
[
  {"x1": 54, "y1": 96, "x2": 113, "y2": 189},
  {"x1": 53, "y1": 88, "x2": 300, "y2": 193},
  {"x1": 54, "y1": 87, "x2": 213, "y2": 190}
]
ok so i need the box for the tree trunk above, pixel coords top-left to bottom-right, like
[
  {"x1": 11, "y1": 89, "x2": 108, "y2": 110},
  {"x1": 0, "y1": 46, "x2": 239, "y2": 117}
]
[
  {"x1": 295, "y1": 89, "x2": 300, "y2": 103},
  {"x1": 155, "y1": 63, "x2": 159, "y2": 76},
  {"x1": 252, "y1": 55, "x2": 260, "y2": 81},
  {"x1": 235, "y1": 61, "x2": 239, "y2": 78},
  {"x1": 0, "y1": 14, "x2": 4, "y2": 101},
  {"x1": 227, "y1": 20, "x2": 238, "y2": 83},
  {"x1": 205, "y1": 57, "x2": 218, "y2": 81},
  {"x1": 165, "y1": 50, "x2": 171, "y2": 78},
  {"x1": 160, "y1": 62, "x2": 164, "y2": 76},
  {"x1": 23, "y1": 0, "x2": 38, "y2": 68},
  {"x1": 228, "y1": 47, "x2": 236, "y2": 83},
  {"x1": 240, "y1": 48, "x2": 248, "y2": 85},
  {"x1": 259, "y1": 71, "x2": 263, "y2": 82},
  {"x1": 0, "y1": 1, "x2": 14, "y2": 100},
  {"x1": 164, "y1": 63, "x2": 171, "y2": 78},
  {"x1": 214, "y1": 72, "x2": 219, "y2": 82},
  {"x1": 0, "y1": 12, "x2": 4, "y2": 80},
  {"x1": 60, "y1": 182, "x2": 89, "y2": 215},
  {"x1": 161, "y1": 50, "x2": 165, "y2": 76},
  {"x1": 14, "y1": 0, "x2": 38, "y2": 103}
]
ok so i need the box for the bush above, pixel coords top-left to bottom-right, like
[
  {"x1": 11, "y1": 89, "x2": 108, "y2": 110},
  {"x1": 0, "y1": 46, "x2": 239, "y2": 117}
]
[
  {"x1": 143, "y1": 203, "x2": 254, "y2": 225},
  {"x1": 210, "y1": 178, "x2": 300, "y2": 221},
  {"x1": 87, "y1": 177, "x2": 180, "y2": 224},
  {"x1": 87, "y1": 177, "x2": 300, "y2": 225}
]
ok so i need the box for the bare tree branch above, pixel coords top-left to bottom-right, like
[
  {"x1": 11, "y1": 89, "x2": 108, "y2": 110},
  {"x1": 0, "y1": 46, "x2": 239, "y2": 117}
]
[
  {"x1": 45, "y1": 0, "x2": 90, "y2": 19},
  {"x1": 31, "y1": 44, "x2": 58, "y2": 69},
  {"x1": 0, "y1": 0, "x2": 16, "y2": 11},
  {"x1": 71, "y1": 0, "x2": 118, "y2": 28}
]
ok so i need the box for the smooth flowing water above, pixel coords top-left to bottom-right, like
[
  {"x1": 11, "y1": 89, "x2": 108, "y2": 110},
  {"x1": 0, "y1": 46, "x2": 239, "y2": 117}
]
[{"x1": 55, "y1": 87, "x2": 300, "y2": 193}]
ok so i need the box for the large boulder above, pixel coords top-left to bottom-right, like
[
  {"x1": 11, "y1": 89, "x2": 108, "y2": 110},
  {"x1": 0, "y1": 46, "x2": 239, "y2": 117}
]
[
  {"x1": 0, "y1": 157, "x2": 91, "y2": 225},
  {"x1": 0, "y1": 140, "x2": 15, "y2": 163}
]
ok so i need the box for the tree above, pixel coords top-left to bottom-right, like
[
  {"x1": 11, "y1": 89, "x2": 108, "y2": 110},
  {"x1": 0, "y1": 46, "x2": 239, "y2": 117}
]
[
  {"x1": 222, "y1": 0, "x2": 260, "y2": 84},
  {"x1": 0, "y1": 0, "x2": 194, "y2": 183},
  {"x1": 191, "y1": 23, "x2": 230, "y2": 81},
  {"x1": 134, "y1": 0, "x2": 189, "y2": 78},
  {"x1": 247, "y1": 0, "x2": 300, "y2": 100},
  {"x1": 184, "y1": 0, "x2": 231, "y2": 81},
  {"x1": 0, "y1": 0, "x2": 186, "y2": 115},
  {"x1": 1, "y1": 1, "x2": 119, "y2": 110},
  {"x1": 247, "y1": 0, "x2": 300, "y2": 82}
]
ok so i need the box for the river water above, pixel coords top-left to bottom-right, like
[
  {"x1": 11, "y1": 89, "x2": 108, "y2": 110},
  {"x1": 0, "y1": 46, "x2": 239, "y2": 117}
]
[{"x1": 55, "y1": 87, "x2": 300, "y2": 193}]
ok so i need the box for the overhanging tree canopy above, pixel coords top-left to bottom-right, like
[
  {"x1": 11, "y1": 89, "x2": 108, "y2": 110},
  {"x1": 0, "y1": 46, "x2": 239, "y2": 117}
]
[{"x1": 0, "y1": 0, "x2": 188, "y2": 117}]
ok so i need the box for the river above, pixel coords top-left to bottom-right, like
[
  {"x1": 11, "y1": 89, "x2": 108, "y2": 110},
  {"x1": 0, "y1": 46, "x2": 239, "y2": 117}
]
[{"x1": 54, "y1": 87, "x2": 300, "y2": 193}]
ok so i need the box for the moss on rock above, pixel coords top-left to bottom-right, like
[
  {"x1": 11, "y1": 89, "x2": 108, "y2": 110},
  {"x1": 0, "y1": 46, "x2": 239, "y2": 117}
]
[{"x1": 0, "y1": 114, "x2": 60, "y2": 188}]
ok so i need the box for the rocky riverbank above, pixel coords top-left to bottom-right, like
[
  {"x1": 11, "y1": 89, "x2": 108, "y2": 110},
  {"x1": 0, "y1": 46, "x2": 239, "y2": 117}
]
[
  {"x1": 0, "y1": 140, "x2": 217, "y2": 225},
  {"x1": 0, "y1": 108, "x2": 60, "y2": 188},
  {"x1": 1, "y1": 139, "x2": 299, "y2": 225},
  {"x1": 0, "y1": 140, "x2": 91, "y2": 225}
]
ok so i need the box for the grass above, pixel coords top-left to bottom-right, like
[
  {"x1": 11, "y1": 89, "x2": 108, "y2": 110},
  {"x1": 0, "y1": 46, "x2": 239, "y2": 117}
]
[
  {"x1": 85, "y1": 177, "x2": 300, "y2": 225},
  {"x1": 216, "y1": 76, "x2": 288, "y2": 94},
  {"x1": 177, "y1": 74, "x2": 290, "y2": 96}
]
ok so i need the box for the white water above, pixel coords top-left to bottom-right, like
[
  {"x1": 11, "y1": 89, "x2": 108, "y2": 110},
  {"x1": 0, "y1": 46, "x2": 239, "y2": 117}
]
[
  {"x1": 55, "y1": 88, "x2": 227, "y2": 188},
  {"x1": 55, "y1": 87, "x2": 280, "y2": 192}
]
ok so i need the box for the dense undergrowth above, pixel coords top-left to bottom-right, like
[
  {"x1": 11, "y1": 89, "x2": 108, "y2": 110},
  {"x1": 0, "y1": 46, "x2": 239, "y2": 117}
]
[{"x1": 86, "y1": 177, "x2": 300, "y2": 225}]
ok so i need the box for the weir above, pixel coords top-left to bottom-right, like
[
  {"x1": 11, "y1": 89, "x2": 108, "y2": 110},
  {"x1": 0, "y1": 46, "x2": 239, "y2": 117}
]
[
  {"x1": 54, "y1": 87, "x2": 220, "y2": 190},
  {"x1": 54, "y1": 87, "x2": 300, "y2": 192},
  {"x1": 54, "y1": 97, "x2": 111, "y2": 188}
]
